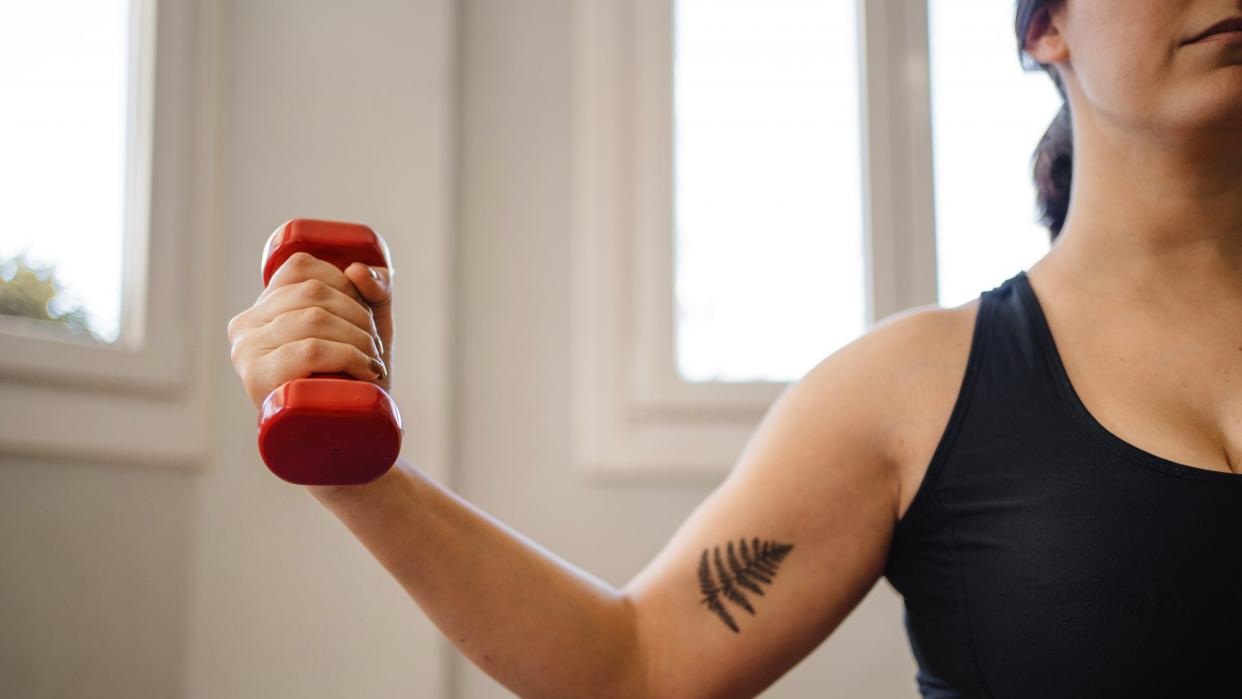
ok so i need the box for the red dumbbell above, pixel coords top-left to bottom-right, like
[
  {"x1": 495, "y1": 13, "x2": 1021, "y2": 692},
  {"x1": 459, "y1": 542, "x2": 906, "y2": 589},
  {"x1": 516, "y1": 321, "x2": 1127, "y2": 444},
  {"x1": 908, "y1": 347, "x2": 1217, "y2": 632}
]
[{"x1": 256, "y1": 218, "x2": 403, "y2": 485}]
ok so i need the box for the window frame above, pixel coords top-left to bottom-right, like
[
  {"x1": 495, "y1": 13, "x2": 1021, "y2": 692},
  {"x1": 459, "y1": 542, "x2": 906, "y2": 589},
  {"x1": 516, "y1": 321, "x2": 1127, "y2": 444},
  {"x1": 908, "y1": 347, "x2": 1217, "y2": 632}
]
[
  {"x1": 0, "y1": 0, "x2": 220, "y2": 467},
  {"x1": 570, "y1": 0, "x2": 938, "y2": 478},
  {"x1": 0, "y1": 0, "x2": 187, "y2": 395}
]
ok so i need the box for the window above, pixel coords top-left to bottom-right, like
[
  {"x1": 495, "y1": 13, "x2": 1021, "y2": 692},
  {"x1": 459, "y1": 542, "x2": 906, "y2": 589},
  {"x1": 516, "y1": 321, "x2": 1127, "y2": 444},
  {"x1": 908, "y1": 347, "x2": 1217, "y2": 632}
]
[
  {"x1": 0, "y1": 0, "x2": 135, "y2": 344},
  {"x1": 572, "y1": 0, "x2": 1060, "y2": 477},
  {"x1": 673, "y1": 0, "x2": 865, "y2": 383},
  {"x1": 0, "y1": 0, "x2": 214, "y2": 468},
  {"x1": 928, "y1": 0, "x2": 1059, "y2": 306}
]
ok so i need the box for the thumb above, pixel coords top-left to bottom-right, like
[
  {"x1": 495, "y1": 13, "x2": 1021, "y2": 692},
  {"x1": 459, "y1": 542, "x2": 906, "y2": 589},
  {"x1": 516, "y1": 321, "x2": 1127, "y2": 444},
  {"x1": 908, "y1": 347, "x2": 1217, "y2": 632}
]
[
  {"x1": 344, "y1": 263, "x2": 394, "y2": 361},
  {"x1": 344, "y1": 262, "x2": 392, "y2": 307}
]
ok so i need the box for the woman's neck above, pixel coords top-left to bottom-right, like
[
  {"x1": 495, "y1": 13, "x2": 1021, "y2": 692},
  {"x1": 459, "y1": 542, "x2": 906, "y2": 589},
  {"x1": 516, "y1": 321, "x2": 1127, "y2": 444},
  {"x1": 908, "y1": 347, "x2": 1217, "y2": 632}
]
[{"x1": 1039, "y1": 105, "x2": 1242, "y2": 307}]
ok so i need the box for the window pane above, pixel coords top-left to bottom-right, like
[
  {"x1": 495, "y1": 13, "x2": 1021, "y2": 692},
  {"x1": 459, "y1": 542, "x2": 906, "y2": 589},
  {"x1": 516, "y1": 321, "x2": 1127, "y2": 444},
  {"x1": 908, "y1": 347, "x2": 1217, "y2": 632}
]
[
  {"x1": 929, "y1": 0, "x2": 1061, "y2": 307},
  {"x1": 674, "y1": 0, "x2": 865, "y2": 383},
  {"x1": 0, "y1": 0, "x2": 132, "y2": 343}
]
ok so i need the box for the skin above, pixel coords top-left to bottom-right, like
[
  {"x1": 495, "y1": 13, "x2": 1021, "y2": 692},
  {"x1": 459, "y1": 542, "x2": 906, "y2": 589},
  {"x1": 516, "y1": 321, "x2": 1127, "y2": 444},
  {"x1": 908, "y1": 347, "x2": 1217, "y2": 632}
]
[
  {"x1": 228, "y1": 250, "x2": 967, "y2": 698},
  {"x1": 1024, "y1": 1, "x2": 1242, "y2": 474},
  {"x1": 225, "y1": 2, "x2": 1242, "y2": 696}
]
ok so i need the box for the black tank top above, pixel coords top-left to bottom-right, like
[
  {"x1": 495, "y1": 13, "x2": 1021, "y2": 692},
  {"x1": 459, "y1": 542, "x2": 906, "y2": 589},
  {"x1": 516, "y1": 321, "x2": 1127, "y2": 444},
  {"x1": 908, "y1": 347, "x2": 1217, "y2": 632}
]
[{"x1": 884, "y1": 270, "x2": 1242, "y2": 698}]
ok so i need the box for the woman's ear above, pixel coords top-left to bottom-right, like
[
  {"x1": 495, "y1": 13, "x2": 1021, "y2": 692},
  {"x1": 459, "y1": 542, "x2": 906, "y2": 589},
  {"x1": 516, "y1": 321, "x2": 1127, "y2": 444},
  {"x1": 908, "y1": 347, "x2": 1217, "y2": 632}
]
[{"x1": 1025, "y1": 5, "x2": 1070, "y2": 65}]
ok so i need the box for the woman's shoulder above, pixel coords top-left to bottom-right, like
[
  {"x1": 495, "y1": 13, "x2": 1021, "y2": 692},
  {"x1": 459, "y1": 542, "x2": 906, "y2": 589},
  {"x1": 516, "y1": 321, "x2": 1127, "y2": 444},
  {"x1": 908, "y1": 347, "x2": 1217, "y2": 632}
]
[
  {"x1": 860, "y1": 298, "x2": 981, "y2": 361},
  {"x1": 800, "y1": 297, "x2": 982, "y2": 519},
  {"x1": 811, "y1": 296, "x2": 981, "y2": 395}
]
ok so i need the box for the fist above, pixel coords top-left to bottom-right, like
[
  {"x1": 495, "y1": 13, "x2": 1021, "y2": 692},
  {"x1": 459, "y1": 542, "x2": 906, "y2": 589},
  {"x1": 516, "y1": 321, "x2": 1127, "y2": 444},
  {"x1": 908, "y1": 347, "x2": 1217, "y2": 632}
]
[{"x1": 227, "y1": 251, "x2": 394, "y2": 411}]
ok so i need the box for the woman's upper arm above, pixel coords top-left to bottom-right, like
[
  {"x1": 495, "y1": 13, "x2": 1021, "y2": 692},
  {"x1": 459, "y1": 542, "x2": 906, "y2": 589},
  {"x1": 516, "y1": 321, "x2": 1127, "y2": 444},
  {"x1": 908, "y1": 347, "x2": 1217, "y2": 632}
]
[{"x1": 619, "y1": 304, "x2": 975, "y2": 699}]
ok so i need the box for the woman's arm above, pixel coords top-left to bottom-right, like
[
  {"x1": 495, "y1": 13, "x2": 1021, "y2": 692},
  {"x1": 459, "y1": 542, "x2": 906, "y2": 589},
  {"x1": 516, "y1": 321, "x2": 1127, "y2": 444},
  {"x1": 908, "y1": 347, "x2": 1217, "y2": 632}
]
[
  {"x1": 227, "y1": 251, "x2": 974, "y2": 698},
  {"x1": 307, "y1": 462, "x2": 644, "y2": 698}
]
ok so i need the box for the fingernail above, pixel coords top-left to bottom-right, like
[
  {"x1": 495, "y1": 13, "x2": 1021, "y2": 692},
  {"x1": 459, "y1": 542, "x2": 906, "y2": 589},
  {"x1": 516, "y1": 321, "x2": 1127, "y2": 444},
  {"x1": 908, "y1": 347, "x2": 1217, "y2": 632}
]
[
  {"x1": 369, "y1": 357, "x2": 387, "y2": 379},
  {"x1": 368, "y1": 266, "x2": 380, "y2": 281},
  {"x1": 375, "y1": 333, "x2": 384, "y2": 355}
]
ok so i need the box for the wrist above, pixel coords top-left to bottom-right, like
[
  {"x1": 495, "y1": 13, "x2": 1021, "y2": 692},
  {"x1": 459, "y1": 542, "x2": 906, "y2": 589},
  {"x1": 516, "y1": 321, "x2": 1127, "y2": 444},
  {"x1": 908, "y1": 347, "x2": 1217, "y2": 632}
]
[{"x1": 305, "y1": 457, "x2": 411, "y2": 504}]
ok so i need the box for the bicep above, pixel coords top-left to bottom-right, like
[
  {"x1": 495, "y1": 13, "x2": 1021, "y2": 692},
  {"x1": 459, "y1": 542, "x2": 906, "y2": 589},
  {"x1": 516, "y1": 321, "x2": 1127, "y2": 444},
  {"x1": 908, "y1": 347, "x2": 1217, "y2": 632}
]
[{"x1": 620, "y1": 338, "x2": 902, "y2": 699}]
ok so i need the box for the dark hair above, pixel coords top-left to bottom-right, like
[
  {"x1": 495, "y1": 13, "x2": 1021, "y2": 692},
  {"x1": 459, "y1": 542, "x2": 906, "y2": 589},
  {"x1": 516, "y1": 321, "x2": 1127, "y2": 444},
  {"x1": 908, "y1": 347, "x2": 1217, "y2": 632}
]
[{"x1": 1016, "y1": 0, "x2": 1071, "y2": 241}]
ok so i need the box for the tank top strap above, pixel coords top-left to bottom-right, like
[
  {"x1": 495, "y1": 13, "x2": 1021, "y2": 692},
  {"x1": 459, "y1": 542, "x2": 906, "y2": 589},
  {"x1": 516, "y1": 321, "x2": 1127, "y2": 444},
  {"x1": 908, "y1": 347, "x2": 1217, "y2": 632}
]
[
  {"x1": 893, "y1": 270, "x2": 1065, "y2": 535},
  {"x1": 975, "y1": 270, "x2": 1065, "y2": 412}
]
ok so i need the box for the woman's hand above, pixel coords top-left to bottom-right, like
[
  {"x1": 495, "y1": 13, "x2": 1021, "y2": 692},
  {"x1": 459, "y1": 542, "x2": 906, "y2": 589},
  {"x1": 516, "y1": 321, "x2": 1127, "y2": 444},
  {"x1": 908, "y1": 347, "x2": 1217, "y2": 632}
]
[{"x1": 227, "y1": 251, "x2": 394, "y2": 411}]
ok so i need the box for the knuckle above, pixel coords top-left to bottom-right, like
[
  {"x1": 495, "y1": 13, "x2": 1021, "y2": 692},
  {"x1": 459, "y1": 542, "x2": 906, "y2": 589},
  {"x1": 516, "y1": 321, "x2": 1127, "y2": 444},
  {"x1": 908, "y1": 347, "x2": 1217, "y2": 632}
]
[
  {"x1": 237, "y1": 362, "x2": 262, "y2": 395},
  {"x1": 302, "y1": 305, "x2": 333, "y2": 329},
  {"x1": 237, "y1": 363, "x2": 254, "y2": 388},
  {"x1": 295, "y1": 338, "x2": 324, "y2": 363},
  {"x1": 226, "y1": 310, "x2": 247, "y2": 341},
  {"x1": 228, "y1": 339, "x2": 245, "y2": 365},
  {"x1": 299, "y1": 278, "x2": 331, "y2": 301},
  {"x1": 287, "y1": 251, "x2": 317, "y2": 269}
]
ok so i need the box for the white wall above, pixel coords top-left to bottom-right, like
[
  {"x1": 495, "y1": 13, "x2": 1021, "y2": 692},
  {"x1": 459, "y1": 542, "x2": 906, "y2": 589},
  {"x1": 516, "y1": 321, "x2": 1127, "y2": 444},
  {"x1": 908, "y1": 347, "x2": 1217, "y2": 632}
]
[
  {"x1": 0, "y1": 458, "x2": 194, "y2": 698},
  {"x1": 185, "y1": 1, "x2": 454, "y2": 697}
]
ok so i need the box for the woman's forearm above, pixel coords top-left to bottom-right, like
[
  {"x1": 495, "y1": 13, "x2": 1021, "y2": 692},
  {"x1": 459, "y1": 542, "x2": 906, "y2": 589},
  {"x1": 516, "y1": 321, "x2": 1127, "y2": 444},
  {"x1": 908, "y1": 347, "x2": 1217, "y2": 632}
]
[{"x1": 306, "y1": 459, "x2": 649, "y2": 699}]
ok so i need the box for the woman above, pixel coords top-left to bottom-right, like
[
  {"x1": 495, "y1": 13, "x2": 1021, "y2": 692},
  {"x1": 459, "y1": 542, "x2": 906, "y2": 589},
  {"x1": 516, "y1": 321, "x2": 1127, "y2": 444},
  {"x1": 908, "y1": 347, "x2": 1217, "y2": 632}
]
[{"x1": 225, "y1": 1, "x2": 1242, "y2": 696}]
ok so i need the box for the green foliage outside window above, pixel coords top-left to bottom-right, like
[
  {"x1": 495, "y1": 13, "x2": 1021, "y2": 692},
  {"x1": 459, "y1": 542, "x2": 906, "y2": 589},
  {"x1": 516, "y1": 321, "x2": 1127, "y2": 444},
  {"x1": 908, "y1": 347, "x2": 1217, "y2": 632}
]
[{"x1": 0, "y1": 255, "x2": 98, "y2": 339}]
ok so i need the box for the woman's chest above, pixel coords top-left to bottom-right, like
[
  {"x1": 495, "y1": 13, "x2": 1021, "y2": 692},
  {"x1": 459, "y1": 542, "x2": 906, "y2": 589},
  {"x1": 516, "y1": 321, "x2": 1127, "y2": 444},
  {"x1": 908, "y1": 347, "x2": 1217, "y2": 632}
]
[
  {"x1": 1049, "y1": 302, "x2": 1242, "y2": 476},
  {"x1": 892, "y1": 450, "x2": 1242, "y2": 697}
]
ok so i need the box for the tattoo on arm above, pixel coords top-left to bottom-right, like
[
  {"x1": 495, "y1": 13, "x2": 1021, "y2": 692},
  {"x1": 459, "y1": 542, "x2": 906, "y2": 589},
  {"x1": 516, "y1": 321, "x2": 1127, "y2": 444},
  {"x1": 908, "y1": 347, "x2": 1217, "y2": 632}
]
[{"x1": 697, "y1": 538, "x2": 794, "y2": 633}]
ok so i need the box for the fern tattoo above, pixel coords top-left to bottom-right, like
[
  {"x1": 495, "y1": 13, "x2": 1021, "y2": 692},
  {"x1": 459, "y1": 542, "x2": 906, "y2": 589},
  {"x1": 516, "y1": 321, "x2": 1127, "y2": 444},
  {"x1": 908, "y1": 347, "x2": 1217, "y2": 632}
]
[{"x1": 698, "y1": 537, "x2": 794, "y2": 633}]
